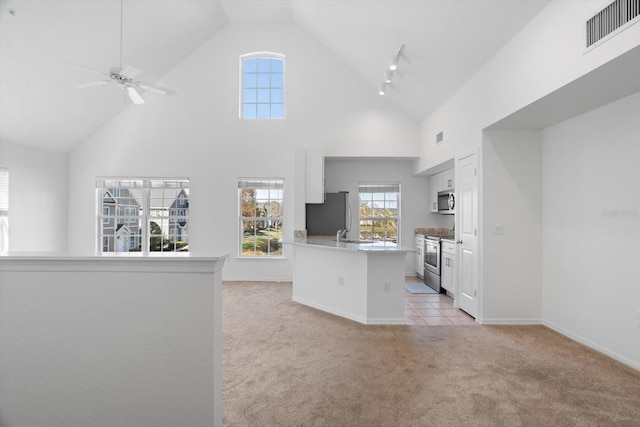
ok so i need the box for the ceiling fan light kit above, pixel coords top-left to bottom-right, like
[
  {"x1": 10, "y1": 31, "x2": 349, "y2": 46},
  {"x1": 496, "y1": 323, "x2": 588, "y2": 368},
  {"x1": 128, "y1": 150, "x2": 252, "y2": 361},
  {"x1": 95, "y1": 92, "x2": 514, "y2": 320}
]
[{"x1": 67, "y1": 0, "x2": 176, "y2": 105}]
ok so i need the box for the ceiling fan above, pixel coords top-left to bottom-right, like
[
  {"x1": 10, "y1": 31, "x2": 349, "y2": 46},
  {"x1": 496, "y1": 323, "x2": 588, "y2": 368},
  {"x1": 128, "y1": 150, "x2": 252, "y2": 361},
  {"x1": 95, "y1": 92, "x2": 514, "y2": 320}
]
[
  {"x1": 68, "y1": 63, "x2": 176, "y2": 105},
  {"x1": 66, "y1": 0, "x2": 176, "y2": 105}
]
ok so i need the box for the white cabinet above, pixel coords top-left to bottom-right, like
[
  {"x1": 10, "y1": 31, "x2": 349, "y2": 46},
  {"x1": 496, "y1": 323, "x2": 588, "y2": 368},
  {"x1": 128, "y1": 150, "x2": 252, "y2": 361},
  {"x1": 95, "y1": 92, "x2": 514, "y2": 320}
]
[
  {"x1": 415, "y1": 234, "x2": 424, "y2": 277},
  {"x1": 305, "y1": 150, "x2": 324, "y2": 203},
  {"x1": 429, "y1": 174, "x2": 440, "y2": 213},
  {"x1": 429, "y1": 168, "x2": 455, "y2": 213},
  {"x1": 441, "y1": 168, "x2": 455, "y2": 191},
  {"x1": 441, "y1": 240, "x2": 456, "y2": 295}
]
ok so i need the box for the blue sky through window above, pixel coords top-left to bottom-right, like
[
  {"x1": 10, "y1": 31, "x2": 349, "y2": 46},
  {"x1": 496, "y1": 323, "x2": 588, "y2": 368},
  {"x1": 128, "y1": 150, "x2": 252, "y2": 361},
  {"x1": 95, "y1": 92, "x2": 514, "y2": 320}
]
[{"x1": 242, "y1": 56, "x2": 284, "y2": 119}]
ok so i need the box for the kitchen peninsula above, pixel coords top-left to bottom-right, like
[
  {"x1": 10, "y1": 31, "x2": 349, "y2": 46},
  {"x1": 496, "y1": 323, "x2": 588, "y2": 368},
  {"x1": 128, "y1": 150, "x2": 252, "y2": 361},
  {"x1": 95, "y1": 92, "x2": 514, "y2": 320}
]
[{"x1": 288, "y1": 237, "x2": 412, "y2": 324}]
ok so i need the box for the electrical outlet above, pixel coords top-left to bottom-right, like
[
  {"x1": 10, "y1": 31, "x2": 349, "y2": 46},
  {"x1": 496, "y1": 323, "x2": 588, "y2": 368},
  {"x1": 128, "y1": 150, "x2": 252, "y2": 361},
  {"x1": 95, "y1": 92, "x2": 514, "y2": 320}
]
[
  {"x1": 494, "y1": 224, "x2": 504, "y2": 235},
  {"x1": 338, "y1": 276, "x2": 344, "y2": 286},
  {"x1": 384, "y1": 282, "x2": 391, "y2": 292}
]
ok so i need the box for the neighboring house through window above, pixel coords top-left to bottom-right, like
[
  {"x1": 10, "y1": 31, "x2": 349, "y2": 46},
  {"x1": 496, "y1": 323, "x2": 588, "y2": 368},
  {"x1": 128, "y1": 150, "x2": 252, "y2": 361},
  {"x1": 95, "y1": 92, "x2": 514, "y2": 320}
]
[
  {"x1": 97, "y1": 178, "x2": 190, "y2": 253},
  {"x1": 0, "y1": 168, "x2": 8, "y2": 252},
  {"x1": 240, "y1": 52, "x2": 284, "y2": 119},
  {"x1": 358, "y1": 183, "x2": 400, "y2": 243},
  {"x1": 239, "y1": 178, "x2": 284, "y2": 256}
]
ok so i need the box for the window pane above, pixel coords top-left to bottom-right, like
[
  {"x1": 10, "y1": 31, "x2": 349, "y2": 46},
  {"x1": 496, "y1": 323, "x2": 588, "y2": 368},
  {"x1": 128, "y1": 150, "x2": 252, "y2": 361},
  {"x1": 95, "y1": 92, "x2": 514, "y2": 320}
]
[
  {"x1": 257, "y1": 104, "x2": 270, "y2": 118},
  {"x1": 271, "y1": 59, "x2": 283, "y2": 72},
  {"x1": 243, "y1": 104, "x2": 257, "y2": 119},
  {"x1": 271, "y1": 89, "x2": 283, "y2": 103},
  {"x1": 243, "y1": 89, "x2": 256, "y2": 103},
  {"x1": 243, "y1": 73, "x2": 257, "y2": 88},
  {"x1": 257, "y1": 89, "x2": 270, "y2": 103},
  {"x1": 271, "y1": 74, "x2": 283, "y2": 88},
  {"x1": 271, "y1": 104, "x2": 284, "y2": 118},
  {"x1": 257, "y1": 58, "x2": 271, "y2": 72},
  {"x1": 257, "y1": 74, "x2": 270, "y2": 88},
  {"x1": 243, "y1": 58, "x2": 257, "y2": 72}
]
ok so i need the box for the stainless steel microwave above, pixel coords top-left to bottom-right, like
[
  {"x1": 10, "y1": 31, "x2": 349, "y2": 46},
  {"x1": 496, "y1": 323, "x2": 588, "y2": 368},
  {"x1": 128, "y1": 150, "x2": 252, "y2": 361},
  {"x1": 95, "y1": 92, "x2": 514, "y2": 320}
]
[{"x1": 437, "y1": 191, "x2": 455, "y2": 214}]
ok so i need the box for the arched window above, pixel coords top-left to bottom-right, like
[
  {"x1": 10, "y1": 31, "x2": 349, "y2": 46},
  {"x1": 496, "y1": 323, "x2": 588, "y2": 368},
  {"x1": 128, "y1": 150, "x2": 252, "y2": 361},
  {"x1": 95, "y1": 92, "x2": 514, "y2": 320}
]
[{"x1": 240, "y1": 53, "x2": 284, "y2": 119}]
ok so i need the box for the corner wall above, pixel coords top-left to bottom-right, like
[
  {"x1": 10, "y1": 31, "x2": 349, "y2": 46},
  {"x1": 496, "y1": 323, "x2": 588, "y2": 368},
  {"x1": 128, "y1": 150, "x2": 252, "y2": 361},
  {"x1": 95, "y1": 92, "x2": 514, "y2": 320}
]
[
  {"x1": 541, "y1": 91, "x2": 640, "y2": 370},
  {"x1": 0, "y1": 141, "x2": 68, "y2": 252},
  {"x1": 482, "y1": 130, "x2": 542, "y2": 324}
]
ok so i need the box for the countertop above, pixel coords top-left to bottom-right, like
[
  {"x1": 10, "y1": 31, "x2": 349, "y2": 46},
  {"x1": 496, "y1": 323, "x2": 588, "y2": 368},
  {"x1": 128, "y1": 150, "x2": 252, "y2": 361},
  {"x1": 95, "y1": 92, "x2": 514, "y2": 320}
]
[
  {"x1": 414, "y1": 228, "x2": 455, "y2": 240},
  {"x1": 284, "y1": 236, "x2": 414, "y2": 253}
]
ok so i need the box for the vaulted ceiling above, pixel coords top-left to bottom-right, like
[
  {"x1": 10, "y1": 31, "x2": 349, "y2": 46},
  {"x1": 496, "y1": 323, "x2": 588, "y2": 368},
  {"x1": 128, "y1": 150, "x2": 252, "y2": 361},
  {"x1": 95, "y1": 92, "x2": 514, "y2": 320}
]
[{"x1": 0, "y1": 0, "x2": 549, "y2": 153}]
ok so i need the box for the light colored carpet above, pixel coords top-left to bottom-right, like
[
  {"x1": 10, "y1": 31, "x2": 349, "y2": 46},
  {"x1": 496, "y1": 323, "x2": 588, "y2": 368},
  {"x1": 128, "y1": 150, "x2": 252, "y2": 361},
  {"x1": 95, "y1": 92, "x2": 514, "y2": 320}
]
[
  {"x1": 404, "y1": 282, "x2": 438, "y2": 294},
  {"x1": 223, "y1": 281, "x2": 640, "y2": 426}
]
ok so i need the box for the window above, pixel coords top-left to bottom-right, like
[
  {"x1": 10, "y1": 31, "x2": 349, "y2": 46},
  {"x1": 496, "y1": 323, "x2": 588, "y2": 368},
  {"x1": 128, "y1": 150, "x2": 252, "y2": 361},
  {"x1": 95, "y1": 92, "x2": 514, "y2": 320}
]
[
  {"x1": 358, "y1": 183, "x2": 400, "y2": 243},
  {"x1": 240, "y1": 53, "x2": 284, "y2": 119},
  {"x1": 0, "y1": 168, "x2": 8, "y2": 252},
  {"x1": 97, "y1": 178, "x2": 189, "y2": 253},
  {"x1": 239, "y1": 178, "x2": 284, "y2": 256}
]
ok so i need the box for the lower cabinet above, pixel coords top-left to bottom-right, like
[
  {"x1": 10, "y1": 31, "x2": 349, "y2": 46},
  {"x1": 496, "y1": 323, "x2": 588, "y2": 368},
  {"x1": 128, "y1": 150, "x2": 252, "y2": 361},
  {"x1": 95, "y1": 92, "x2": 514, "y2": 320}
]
[
  {"x1": 441, "y1": 241, "x2": 456, "y2": 295},
  {"x1": 415, "y1": 234, "x2": 424, "y2": 278}
]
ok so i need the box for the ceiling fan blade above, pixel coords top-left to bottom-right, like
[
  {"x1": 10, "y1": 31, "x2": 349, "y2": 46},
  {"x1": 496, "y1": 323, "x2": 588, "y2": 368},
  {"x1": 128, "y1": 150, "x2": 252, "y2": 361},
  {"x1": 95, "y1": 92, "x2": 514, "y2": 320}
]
[
  {"x1": 126, "y1": 86, "x2": 145, "y2": 105},
  {"x1": 64, "y1": 62, "x2": 110, "y2": 77},
  {"x1": 135, "y1": 81, "x2": 176, "y2": 96},
  {"x1": 74, "y1": 80, "x2": 111, "y2": 89},
  {"x1": 119, "y1": 65, "x2": 142, "y2": 79}
]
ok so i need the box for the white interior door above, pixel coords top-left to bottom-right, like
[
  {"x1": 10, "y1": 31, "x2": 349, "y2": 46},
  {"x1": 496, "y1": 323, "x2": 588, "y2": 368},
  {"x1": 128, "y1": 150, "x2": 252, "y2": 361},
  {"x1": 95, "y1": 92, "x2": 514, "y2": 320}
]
[{"x1": 457, "y1": 153, "x2": 478, "y2": 318}]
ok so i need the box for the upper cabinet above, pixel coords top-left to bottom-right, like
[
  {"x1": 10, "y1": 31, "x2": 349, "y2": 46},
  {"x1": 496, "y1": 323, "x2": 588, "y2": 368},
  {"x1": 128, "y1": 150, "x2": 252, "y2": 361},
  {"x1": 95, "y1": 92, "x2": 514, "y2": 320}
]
[
  {"x1": 305, "y1": 150, "x2": 325, "y2": 204},
  {"x1": 429, "y1": 173, "x2": 440, "y2": 212},
  {"x1": 429, "y1": 167, "x2": 455, "y2": 213},
  {"x1": 441, "y1": 168, "x2": 454, "y2": 191}
]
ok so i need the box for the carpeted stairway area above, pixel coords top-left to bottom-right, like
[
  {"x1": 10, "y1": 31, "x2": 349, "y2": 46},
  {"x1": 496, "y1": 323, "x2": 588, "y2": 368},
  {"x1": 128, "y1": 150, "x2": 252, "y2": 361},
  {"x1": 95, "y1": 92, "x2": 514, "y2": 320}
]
[{"x1": 223, "y1": 281, "x2": 640, "y2": 426}]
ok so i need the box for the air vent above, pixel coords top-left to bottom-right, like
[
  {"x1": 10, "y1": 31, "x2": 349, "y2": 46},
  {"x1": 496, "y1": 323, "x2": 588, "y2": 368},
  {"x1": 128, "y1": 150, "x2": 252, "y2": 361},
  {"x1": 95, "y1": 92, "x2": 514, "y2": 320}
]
[
  {"x1": 586, "y1": 0, "x2": 640, "y2": 48},
  {"x1": 436, "y1": 131, "x2": 444, "y2": 144}
]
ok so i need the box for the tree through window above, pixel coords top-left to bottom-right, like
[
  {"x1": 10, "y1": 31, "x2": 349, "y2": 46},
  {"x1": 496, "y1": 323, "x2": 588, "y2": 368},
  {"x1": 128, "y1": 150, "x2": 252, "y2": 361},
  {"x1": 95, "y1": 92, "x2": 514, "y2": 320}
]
[
  {"x1": 358, "y1": 183, "x2": 400, "y2": 243},
  {"x1": 239, "y1": 178, "x2": 284, "y2": 256}
]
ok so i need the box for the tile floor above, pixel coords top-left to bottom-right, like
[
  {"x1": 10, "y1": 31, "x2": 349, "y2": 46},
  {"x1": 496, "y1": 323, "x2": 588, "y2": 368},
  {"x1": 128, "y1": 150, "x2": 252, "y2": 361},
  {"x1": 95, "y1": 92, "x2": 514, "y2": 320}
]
[{"x1": 404, "y1": 277, "x2": 477, "y2": 326}]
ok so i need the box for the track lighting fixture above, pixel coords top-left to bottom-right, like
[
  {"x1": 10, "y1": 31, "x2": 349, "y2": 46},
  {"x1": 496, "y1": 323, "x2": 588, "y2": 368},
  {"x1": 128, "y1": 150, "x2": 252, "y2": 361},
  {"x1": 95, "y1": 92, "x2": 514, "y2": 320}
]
[
  {"x1": 389, "y1": 44, "x2": 404, "y2": 71},
  {"x1": 378, "y1": 44, "x2": 404, "y2": 95}
]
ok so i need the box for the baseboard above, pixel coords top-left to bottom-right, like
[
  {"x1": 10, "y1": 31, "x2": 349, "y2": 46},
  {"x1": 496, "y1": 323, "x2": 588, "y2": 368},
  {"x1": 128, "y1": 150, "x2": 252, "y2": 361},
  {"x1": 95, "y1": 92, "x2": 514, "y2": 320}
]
[
  {"x1": 482, "y1": 318, "x2": 543, "y2": 325},
  {"x1": 292, "y1": 296, "x2": 367, "y2": 324},
  {"x1": 222, "y1": 275, "x2": 292, "y2": 282},
  {"x1": 543, "y1": 320, "x2": 640, "y2": 372},
  {"x1": 365, "y1": 317, "x2": 406, "y2": 325}
]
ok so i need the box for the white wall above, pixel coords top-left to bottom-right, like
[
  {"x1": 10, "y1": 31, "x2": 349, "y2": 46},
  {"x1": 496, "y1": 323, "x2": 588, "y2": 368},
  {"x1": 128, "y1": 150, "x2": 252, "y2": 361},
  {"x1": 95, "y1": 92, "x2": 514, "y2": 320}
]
[
  {"x1": 0, "y1": 140, "x2": 68, "y2": 252},
  {"x1": 67, "y1": 23, "x2": 419, "y2": 280},
  {"x1": 411, "y1": 0, "x2": 640, "y2": 367},
  {"x1": 541, "y1": 91, "x2": 640, "y2": 370},
  {"x1": 482, "y1": 130, "x2": 542, "y2": 323},
  {"x1": 417, "y1": 0, "x2": 640, "y2": 174},
  {"x1": 324, "y1": 159, "x2": 452, "y2": 275}
]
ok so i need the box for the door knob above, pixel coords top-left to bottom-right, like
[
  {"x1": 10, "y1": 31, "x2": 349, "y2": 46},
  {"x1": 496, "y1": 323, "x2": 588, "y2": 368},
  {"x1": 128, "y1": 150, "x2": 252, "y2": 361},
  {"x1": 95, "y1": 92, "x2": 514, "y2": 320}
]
[{"x1": 456, "y1": 240, "x2": 463, "y2": 244}]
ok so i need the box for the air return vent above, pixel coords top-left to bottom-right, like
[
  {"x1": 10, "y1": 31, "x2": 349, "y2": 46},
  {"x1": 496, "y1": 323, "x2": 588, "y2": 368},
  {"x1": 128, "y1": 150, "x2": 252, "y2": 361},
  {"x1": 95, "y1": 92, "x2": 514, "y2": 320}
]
[{"x1": 586, "y1": 0, "x2": 640, "y2": 47}]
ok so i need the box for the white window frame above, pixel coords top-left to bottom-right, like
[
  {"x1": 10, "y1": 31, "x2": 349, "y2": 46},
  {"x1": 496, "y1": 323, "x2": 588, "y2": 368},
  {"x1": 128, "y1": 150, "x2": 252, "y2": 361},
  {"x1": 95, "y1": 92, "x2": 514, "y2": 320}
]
[
  {"x1": 239, "y1": 52, "x2": 285, "y2": 120},
  {"x1": 238, "y1": 178, "x2": 284, "y2": 258},
  {"x1": 97, "y1": 177, "x2": 189, "y2": 254},
  {"x1": 358, "y1": 183, "x2": 401, "y2": 244}
]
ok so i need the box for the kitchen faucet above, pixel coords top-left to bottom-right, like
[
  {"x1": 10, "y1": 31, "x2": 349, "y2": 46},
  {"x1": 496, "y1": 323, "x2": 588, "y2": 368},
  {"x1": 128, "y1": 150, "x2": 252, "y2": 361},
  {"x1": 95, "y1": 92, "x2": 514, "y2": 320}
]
[{"x1": 336, "y1": 229, "x2": 348, "y2": 242}]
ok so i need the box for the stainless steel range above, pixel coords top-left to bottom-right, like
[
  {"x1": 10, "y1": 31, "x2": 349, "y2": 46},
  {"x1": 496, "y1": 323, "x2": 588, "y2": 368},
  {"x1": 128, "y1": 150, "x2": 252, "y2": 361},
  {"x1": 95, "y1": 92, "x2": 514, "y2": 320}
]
[{"x1": 423, "y1": 236, "x2": 441, "y2": 292}]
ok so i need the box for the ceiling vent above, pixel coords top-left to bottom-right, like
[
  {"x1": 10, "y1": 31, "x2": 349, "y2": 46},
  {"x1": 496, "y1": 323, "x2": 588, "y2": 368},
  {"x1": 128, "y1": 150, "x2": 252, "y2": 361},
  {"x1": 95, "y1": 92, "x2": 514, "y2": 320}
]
[
  {"x1": 586, "y1": 0, "x2": 640, "y2": 48},
  {"x1": 436, "y1": 131, "x2": 444, "y2": 144}
]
